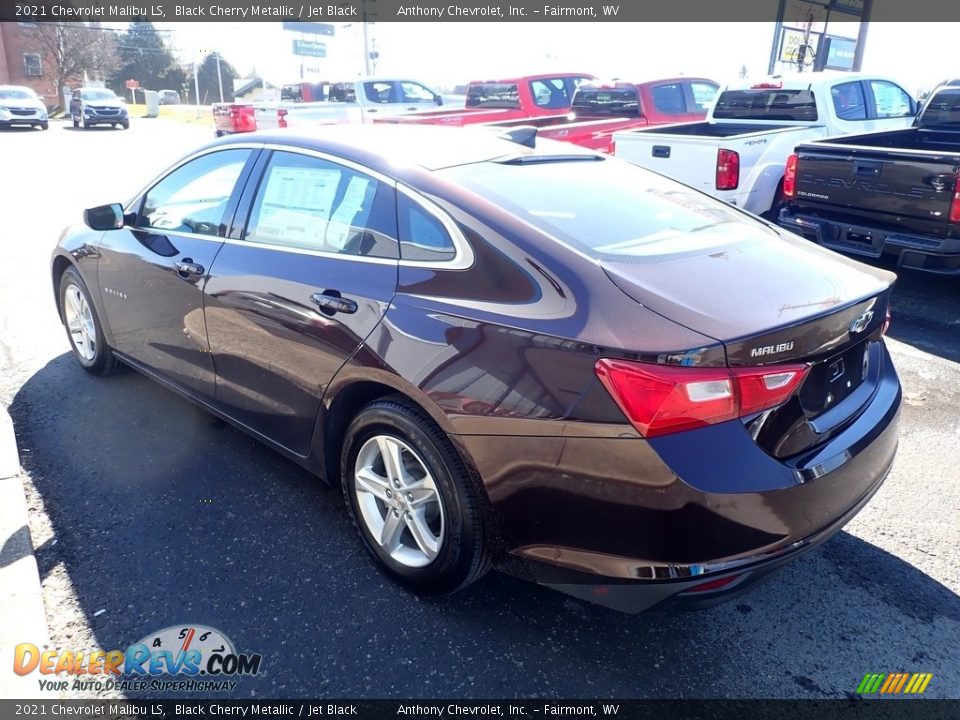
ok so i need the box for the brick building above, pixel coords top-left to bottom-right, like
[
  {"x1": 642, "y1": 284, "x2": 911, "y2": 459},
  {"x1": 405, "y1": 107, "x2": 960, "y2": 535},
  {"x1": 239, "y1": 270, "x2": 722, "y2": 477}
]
[{"x1": 0, "y1": 23, "x2": 59, "y2": 107}]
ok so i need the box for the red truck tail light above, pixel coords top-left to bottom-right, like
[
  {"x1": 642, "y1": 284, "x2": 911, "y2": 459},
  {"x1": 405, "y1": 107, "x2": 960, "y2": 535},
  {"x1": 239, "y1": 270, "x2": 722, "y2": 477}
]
[
  {"x1": 783, "y1": 153, "x2": 798, "y2": 198},
  {"x1": 595, "y1": 359, "x2": 810, "y2": 438},
  {"x1": 277, "y1": 108, "x2": 288, "y2": 129},
  {"x1": 716, "y1": 148, "x2": 740, "y2": 191},
  {"x1": 950, "y1": 169, "x2": 960, "y2": 223}
]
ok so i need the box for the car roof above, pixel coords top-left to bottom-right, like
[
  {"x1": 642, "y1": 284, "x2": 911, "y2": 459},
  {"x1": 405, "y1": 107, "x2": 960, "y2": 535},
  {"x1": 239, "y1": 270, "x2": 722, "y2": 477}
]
[
  {"x1": 579, "y1": 78, "x2": 718, "y2": 90},
  {"x1": 469, "y1": 73, "x2": 595, "y2": 84},
  {"x1": 722, "y1": 72, "x2": 894, "y2": 91},
  {"x1": 211, "y1": 124, "x2": 597, "y2": 175}
]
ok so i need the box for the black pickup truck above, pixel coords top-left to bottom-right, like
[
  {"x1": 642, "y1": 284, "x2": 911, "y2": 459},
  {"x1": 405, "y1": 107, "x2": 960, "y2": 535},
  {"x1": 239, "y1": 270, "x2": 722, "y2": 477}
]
[{"x1": 778, "y1": 86, "x2": 960, "y2": 276}]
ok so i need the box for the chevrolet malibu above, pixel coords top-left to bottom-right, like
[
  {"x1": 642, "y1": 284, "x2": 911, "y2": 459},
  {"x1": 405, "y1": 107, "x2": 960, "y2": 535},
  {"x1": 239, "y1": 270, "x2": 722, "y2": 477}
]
[{"x1": 51, "y1": 126, "x2": 901, "y2": 612}]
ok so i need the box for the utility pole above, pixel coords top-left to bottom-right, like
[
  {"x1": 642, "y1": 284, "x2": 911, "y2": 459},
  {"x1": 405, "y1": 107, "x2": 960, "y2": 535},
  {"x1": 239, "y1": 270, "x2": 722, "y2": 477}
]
[
  {"x1": 215, "y1": 52, "x2": 224, "y2": 103},
  {"x1": 362, "y1": 22, "x2": 371, "y2": 75}
]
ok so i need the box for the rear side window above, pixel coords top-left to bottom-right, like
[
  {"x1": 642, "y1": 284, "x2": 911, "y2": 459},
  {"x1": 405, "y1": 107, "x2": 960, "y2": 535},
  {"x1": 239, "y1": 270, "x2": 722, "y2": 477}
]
[
  {"x1": 328, "y1": 83, "x2": 356, "y2": 102},
  {"x1": 869, "y1": 80, "x2": 913, "y2": 118},
  {"x1": 690, "y1": 82, "x2": 719, "y2": 111},
  {"x1": 244, "y1": 151, "x2": 398, "y2": 258},
  {"x1": 466, "y1": 83, "x2": 520, "y2": 109},
  {"x1": 831, "y1": 81, "x2": 867, "y2": 121},
  {"x1": 397, "y1": 193, "x2": 455, "y2": 262},
  {"x1": 650, "y1": 83, "x2": 686, "y2": 115},
  {"x1": 530, "y1": 78, "x2": 573, "y2": 109},
  {"x1": 364, "y1": 81, "x2": 396, "y2": 104},
  {"x1": 572, "y1": 88, "x2": 640, "y2": 116},
  {"x1": 713, "y1": 89, "x2": 818, "y2": 121},
  {"x1": 140, "y1": 149, "x2": 250, "y2": 237},
  {"x1": 920, "y1": 89, "x2": 960, "y2": 125}
]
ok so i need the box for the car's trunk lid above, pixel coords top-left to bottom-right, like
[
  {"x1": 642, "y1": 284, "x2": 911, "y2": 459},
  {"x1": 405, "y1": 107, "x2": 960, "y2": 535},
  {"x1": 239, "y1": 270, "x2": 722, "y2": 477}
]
[{"x1": 601, "y1": 222, "x2": 894, "y2": 436}]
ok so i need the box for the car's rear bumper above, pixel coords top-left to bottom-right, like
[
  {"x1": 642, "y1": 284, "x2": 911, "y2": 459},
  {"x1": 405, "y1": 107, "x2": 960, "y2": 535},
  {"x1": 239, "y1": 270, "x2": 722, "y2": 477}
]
[
  {"x1": 780, "y1": 207, "x2": 960, "y2": 276},
  {"x1": 459, "y1": 341, "x2": 901, "y2": 613}
]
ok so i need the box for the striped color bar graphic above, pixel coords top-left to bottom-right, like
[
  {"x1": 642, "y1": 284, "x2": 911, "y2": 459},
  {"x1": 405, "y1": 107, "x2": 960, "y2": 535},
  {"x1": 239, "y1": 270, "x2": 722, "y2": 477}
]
[{"x1": 856, "y1": 673, "x2": 933, "y2": 694}]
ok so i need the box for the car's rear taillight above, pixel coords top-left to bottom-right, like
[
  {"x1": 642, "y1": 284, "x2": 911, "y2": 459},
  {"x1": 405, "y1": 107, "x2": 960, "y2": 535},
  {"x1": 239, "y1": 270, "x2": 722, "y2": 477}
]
[
  {"x1": 595, "y1": 359, "x2": 810, "y2": 438},
  {"x1": 783, "y1": 153, "x2": 798, "y2": 198},
  {"x1": 950, "y1": 169, "x2": 960, "y2": 223},
  {"x1": 716, "y1": 148, "x2": 740, "y2": 191},
  {"x1": 278, "y1": 108, "x2": 288, "y2": 129},
  {"x1": 882, "y1": 306, "x2": 892, "y2": 336}
]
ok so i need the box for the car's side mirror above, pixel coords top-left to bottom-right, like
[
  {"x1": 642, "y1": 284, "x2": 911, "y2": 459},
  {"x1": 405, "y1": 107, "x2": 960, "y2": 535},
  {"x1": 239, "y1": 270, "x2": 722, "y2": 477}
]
[
  {"x1": 435, "y1": 94, "x2": 444, "y2": 106},
  {"x1": 84, "y1": 203, "x2": 125, "y2": 231}
]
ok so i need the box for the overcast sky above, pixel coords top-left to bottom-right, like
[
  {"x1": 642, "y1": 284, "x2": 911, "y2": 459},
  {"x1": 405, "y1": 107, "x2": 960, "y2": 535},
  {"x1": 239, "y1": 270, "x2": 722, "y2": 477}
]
[{"x1": 155, "y1": 21, "x2": 950, "y2": 96}]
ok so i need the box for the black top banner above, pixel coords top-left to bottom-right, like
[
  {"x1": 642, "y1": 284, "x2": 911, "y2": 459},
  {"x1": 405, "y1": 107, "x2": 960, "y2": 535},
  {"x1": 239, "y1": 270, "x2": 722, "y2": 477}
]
[
  {"x1": 4, "y1": 0, "x2": 960, "y2": 23},
  {"x1": 1, "y1": 700, "x2": 960, "y2": 720}
]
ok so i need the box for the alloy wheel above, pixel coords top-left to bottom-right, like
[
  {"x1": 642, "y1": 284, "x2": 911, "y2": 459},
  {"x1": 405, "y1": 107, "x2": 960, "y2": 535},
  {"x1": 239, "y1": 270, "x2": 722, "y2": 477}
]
[
  {"x1": 63, "y1": 283, "x2": 97, "y2": 362},
  {"x1": 353, "y1": 435, "x2": 445, "y2": 568}
]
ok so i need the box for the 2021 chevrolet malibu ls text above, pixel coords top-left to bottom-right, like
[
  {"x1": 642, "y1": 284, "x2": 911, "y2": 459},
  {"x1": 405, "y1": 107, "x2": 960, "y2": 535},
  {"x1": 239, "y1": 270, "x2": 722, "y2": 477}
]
[{"x1": 51, "y1": 125, "x2": 901, "y2": 612}]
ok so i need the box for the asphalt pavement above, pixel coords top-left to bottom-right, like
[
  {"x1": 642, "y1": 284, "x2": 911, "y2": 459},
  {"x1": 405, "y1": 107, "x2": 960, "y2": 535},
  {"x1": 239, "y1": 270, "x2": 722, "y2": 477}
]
[{"x1": 0, "y1": 118, "x2": 957, "y2": 700}]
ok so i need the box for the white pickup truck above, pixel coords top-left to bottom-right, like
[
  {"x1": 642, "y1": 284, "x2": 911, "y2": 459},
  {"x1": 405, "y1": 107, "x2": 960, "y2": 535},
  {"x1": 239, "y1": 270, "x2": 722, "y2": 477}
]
[
  {"x1": 613, "y1": 72, "x2": 918, "y2": 217},
  {"x1": 253, "y1": 77, "x2": 447, "y2": 131}
]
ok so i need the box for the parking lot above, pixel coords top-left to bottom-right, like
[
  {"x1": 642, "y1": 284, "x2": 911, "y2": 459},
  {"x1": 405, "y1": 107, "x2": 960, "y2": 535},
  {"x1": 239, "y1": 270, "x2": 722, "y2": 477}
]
[{"x1": 1, "y1": 118, "x2": 958, "y2": 699}]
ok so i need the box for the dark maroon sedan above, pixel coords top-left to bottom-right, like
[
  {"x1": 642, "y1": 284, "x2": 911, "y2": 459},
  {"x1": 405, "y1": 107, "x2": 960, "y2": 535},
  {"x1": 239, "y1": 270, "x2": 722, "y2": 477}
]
[{"x1": 51, "y1": 125, "x2": 901, "y2": 612}]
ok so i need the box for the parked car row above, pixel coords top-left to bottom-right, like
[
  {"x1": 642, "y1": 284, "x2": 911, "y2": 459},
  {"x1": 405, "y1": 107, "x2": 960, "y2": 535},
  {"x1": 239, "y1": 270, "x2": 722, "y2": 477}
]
[{"x1": 211, "y1": 73, "x2": 723, "y2": 149}]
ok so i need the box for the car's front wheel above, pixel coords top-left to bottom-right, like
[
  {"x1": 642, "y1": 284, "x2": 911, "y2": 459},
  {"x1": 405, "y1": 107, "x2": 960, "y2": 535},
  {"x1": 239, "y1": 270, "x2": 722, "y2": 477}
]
[
  {"x1": 58, "y1": 267, "x2": 119, "y2": 376},
  {"x1": 341, "y1": 397, "x2": 489, "y2": 595},
  {"x1": 39, "y1": 122, "x2": 48, "y2": 130}
]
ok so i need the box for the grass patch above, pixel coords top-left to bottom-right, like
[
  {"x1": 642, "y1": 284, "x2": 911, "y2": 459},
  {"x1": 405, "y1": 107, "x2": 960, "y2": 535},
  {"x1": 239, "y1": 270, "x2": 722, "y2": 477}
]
[{"x1": 126, "y1": 103, "x2": 215, "y2": 126}]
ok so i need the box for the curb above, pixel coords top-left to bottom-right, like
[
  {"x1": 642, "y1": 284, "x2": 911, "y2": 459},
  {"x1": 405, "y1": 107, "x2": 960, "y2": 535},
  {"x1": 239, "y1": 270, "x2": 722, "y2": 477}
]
[{"x1": 0, "y1": 405, "x2": 50, "y2": 699}]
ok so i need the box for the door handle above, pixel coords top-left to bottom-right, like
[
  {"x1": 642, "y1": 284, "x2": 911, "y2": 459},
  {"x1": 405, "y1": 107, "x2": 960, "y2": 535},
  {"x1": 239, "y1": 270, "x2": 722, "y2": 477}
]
[
  {"x1": 174, "y1": 259, "x2": 205, "y2": 277},
  {"x1": 311, "y1": 291, "x2": 358, "y2": 316}
]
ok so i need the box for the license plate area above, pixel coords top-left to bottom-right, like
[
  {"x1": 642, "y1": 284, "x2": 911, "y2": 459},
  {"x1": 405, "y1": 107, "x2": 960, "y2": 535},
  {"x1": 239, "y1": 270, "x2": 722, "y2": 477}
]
[{"x1": 798, "y1": 342, "x2": 868, "y2": 418}]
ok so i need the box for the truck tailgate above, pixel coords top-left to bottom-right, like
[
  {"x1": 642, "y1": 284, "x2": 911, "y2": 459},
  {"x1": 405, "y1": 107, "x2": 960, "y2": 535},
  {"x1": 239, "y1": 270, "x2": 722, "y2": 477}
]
[
  {"x1": 794, "y1": 144, "x2": 956, "y2": 230},
  {"x1": 615, "y1": 124, "x2": 816, "y2": 195}
]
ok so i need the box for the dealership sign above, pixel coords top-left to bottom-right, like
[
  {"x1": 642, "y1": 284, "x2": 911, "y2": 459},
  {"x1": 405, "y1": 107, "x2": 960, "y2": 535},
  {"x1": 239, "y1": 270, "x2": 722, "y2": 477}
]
[{"x1": 293, "y1": 39, "x2": 327, "y2": 58}]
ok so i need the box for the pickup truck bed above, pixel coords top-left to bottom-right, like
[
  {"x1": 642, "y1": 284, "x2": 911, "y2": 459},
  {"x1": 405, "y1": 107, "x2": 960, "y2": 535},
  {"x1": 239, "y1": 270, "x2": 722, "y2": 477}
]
[{"x1": 779, "y1": 88, "x2": 960, "y2": 276}]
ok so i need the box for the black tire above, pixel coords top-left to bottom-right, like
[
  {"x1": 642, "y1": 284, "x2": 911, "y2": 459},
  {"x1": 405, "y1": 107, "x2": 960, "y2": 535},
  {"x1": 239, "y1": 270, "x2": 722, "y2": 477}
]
[
  {"x1": 341, "y1": 396, "x2": 490, "y2": 595},
  {"x1": 762, "y1": 181, "x2": 787, "y2": 222},
  {"x1": 39, "y1": 122, "x2": 48, "y2": 131},
  {"x1": 119, "y1": 121, "x2": 129, "y2": 130},
  {"x1": 58, "y1": 266, "x2": 119, "y2": 376},
  {"x1": 215, "y1": 130, "x2": 225, "y2": 138}
]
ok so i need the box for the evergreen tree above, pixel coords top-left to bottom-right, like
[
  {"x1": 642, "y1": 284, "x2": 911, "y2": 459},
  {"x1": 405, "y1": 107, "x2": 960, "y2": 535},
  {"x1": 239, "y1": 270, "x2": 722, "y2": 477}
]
[{"x1": 112, "y1": 21, "x2": 184, "y2": 93}]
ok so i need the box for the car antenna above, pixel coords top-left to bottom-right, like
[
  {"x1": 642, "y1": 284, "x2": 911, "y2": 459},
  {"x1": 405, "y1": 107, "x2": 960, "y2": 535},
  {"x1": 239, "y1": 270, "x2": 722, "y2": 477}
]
[{"x1": 498, "y1": 126, "x2": 537, "y2": 149}]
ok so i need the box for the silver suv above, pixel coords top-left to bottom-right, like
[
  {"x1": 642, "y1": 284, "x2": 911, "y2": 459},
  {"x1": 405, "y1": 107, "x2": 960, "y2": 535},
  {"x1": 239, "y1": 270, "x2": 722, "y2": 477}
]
[{"x1": 0, "y1": 85, "x2": 48, "y2": 130}]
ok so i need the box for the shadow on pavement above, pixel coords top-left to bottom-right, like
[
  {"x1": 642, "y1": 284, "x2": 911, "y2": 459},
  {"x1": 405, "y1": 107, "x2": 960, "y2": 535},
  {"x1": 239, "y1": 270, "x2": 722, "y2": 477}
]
[{"x1": 9, "y1": 353, "x2": 960, "y2": 698}]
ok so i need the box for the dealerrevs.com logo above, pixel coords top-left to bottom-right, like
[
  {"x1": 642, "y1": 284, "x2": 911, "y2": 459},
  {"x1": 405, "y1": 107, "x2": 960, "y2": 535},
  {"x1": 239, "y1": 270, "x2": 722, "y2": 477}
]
[{"x1": 14, "y1": 624, "x2": 262, "y2": 693}]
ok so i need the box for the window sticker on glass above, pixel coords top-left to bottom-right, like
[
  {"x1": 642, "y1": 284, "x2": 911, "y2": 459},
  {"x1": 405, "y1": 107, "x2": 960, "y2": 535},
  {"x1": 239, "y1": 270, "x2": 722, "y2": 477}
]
[
  {"x1": 326, "y1": 176, "x2": 373, "y2": 251},
  {"x1": 254, "y1": 166, "x2": 342, "y2": 247}
]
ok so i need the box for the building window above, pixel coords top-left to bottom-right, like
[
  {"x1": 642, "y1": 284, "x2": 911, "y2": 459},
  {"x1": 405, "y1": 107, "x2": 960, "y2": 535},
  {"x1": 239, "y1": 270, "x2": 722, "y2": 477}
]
[{"x1": 24, "y1": 53, "x2": 43, "y2": 77}]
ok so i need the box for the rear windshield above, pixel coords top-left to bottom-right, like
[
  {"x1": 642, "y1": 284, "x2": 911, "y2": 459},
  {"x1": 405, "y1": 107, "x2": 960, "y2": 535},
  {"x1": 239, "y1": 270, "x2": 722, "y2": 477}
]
[
  {"x1": 441, "y1": 158, "x2": 751, "y2": 258},
  {"x1": 571, "y1": 88, "x2": 640, "y2": 116},
  {"x1": 466, "y1": 83, "x2": 520, "y2": 109},
  {"x1": 713, "y1": 88, "x2": 818, "y2": 121},
  {"x1": 921, "y1": 90, "x2": 960, "y2": 126},
  {"x1": 0, "y1": 88, "x2": 36, "y2": 100}
]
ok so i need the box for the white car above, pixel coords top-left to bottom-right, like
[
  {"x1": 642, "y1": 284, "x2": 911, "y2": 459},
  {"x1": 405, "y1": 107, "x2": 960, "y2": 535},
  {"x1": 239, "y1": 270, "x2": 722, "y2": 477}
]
[{"x1": 0, "y1": 85, "x2": 48, "y2": 130}]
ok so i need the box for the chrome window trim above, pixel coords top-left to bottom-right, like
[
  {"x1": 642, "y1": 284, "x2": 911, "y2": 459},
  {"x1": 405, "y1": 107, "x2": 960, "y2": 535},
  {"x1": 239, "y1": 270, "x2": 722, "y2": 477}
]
[
  {"x1": 396, "y1": 184, "x2": 475, "y2": 271},
  {"x1": 123, "y1": 141, "x2": 475, "y2": 270}
]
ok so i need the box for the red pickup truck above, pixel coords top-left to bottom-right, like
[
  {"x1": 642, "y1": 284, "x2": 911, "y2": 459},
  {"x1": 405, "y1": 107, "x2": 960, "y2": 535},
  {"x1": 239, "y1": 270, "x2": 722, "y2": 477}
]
[
  {"x1": 375, "y1": 73, "x2": 595, "y2": 126},
  {"x1": 486, "y1": 78, "x2": 720, "y2": 153}
]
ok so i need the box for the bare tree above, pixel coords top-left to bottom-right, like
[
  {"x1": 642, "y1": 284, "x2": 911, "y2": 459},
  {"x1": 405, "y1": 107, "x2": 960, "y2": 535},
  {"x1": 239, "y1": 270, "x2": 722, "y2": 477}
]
[{"x1": 24, "y1": 23, "x2": 120, "y2": 107}]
